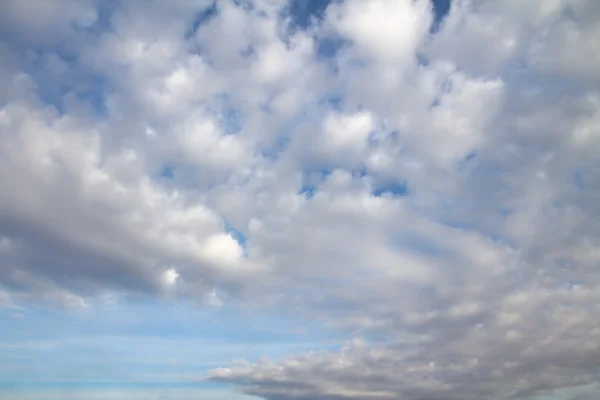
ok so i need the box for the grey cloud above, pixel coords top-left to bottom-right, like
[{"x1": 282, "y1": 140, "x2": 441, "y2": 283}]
[
  {"x1": 208, "y1": 0, "x2": 600, "y2": 399},
  {"x1": 0, "y1": 0, "x2": 97, "y2": 45}
]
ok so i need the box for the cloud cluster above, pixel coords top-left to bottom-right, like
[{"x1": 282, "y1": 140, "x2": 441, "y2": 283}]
[{"x1": 1, "y1": 0, "x2": 599, "y2": 399}]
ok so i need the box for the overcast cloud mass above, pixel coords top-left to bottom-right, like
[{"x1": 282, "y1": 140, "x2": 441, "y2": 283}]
[{"x1": 1, "y1": 0, "x2": 600, "y2": 399}]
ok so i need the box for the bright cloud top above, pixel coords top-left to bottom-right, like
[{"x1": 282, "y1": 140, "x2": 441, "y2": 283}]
[{"x1": 1, "y1": 0, "x2": 599, "y2": 399}]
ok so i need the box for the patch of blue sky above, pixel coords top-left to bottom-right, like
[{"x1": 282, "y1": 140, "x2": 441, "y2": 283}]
[
  {"x1": 372, "y1": 181, "x2": 409, "y2": 197},
  {"x1": 431, "y1": 0, "x2": 451, "y2": 33},
  {"x1": 0, "y1": 24, "x2": 100, "y2": 113},
  {"x1": 219, "y1": 107, "x2": 244, "y2": 135},
  {"x1": 354, "y1": 166, "x2": 369, "y2": 178},
  {"x1": 260, "y1": 135, "x2": 291, "y2": 161},
  {"x1": 17, "y1": 50, "x2": 68, "y2": 112},
  {"x1": 317, "y1": 36, "x2": 347, "y2": 59},
  {"x1": 224, "y1": 220, "x2": 247, "y2": 251},
  {"x1": 158, "y1": 165, "x2": 175, "y2": 180},
  {"x1": 299, "y1": 168, "x2": 333, "y2": 198},
  {"x1": 71, "y1": 75, "x2": 109, "y2": 117},
  {"x1": 230, "y1": 0, "x2": 257, "y2": 12},
  {"x1": 0, "y1": 387, "x2": 262, "y2": 400},
  {"x1": 0, "y1": 381, "x2": 216, "y2": 391},
  {"x1": 60, "y1": 0, "x2": 117, "y2": 35},
  {"x1": 280, "y1": 0, "x2": 348, "y2": 67},
  {"x1": 259, "y1": 101, "x2": 331, "y2": 161},
  {"x1": 285, "y1": 0, "x2": 332, "y2": 30},
  {"x1": 0, "y1": 336, "x2": 321, "y2": 383},
  {"x1": 441, "y1": 75, "x2": 454, "y2": 94},
  {"x1": 318, "y1": 94, "x2": 344, "y2": 111},
  {"x1": 18, "y1": 47, "x2": 108, "y2": 116},
  {"x1": 512, "y1": 382, "x2": 600, "y2": 400},
  {"x1": 0, "y1": 299, "x2": 338, "y2": 387},
  {"x1": 314, "y1": 35, "x2": 347, "y2": 76},
  {"x1": 185, "y1": 1, "x2": 218, "y2": 39},
  {"x1": 200, "y1": 93, "x2": 245, "y2": 134},
  {"x1": 299, "y1": 185, "x2": 317, "y2": 199},
  {"x1": 92, "y1": 0, "x2": 120, "y2": 31},
  {"x1": 417, "y1": 53, "x2": 431, "y2": 67}
]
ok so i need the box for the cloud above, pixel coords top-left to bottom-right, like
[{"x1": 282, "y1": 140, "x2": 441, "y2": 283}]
[
  {"x1": 0, "y1": 0, "x2": 599, "y2": 399},
  {"x1": 0, "y1": 0, "x2": 97, "y2": 45}
]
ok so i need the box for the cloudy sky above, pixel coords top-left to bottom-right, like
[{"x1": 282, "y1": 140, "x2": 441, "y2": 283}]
[{"x1": 0, "y1": 0, "x2": 599, "y2": 399}]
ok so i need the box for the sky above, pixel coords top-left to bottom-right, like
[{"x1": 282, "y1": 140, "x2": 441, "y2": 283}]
[{"x1": 0, "y1": 0, "x2": 599, "y2": 399}]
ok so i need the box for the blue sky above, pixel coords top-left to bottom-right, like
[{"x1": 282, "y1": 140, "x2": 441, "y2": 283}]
[
  {"x1": 1, "y1": 0, "x2": 599, "y2": 399},
  {"x1": 0, "y1": 300, "x2": 334, "y2": 399}
]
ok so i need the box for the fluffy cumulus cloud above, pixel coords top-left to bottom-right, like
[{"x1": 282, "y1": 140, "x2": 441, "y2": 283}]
[{"x1": 1, "y1": 0, "x2": 600, "y2": 399}]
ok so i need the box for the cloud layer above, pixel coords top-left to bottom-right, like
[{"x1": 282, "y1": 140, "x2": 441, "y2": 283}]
[{"x1": 1, "y1": 0, "x2": 599, "y2": 399}]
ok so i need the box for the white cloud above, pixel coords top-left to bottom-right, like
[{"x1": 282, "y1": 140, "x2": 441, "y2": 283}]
[
  {"x1": 326, "y1": 0, "x2": 432, "y2": 64},
  {"x1": 323, "y1": 111, "x2": 374, "y2": 152}
]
